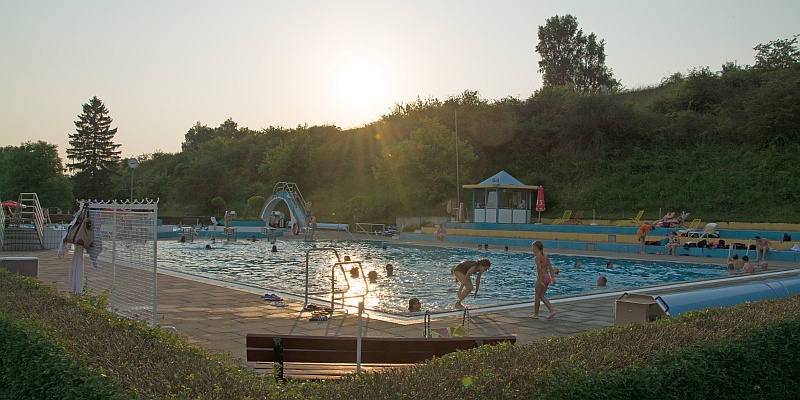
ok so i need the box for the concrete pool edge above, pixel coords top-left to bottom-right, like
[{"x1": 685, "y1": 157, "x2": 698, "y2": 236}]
[{"x1": 155, "y1": 263, "x2": 800, "y2": 325}]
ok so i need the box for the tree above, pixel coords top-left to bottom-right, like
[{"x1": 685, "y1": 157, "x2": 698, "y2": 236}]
[
  {"x1": 0, "y1": 141, "x2": 74, "y2": 211},
  {"x1": 753, "y1": 34, "x2": 800, "y2": 70},
  {"x1": 67, "y1": 96, "x2": 122, "y2": 199},
  {"x1": 211, "y1": 196, "x2": 225, "y2": 216},
  {"x1": 247, "y1": 196, "x2": 266, "y2": 216},
  {"x1": 536, "y1": 14, "x2": 619, "y2": 93},
  {"x1": 373, "y1": 118, "x2": 477, "y2": 211}
]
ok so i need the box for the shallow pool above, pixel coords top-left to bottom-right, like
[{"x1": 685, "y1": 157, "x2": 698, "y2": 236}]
[{"x1": 157, "y1": 239, "x2": 730, "y2": 314}]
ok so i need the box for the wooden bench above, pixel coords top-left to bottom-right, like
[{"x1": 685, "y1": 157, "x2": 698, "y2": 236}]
[{"x1": 246, "y1": 334, "x2": 516, "y2": 381}]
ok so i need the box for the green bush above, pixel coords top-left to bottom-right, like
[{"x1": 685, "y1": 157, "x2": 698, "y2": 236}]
[
  {"x1": 2, "y1": 268, "x2": 799, "y2": 399},
  {"x1": 402, "y1": 223, "x2": 420, "y2": 232},
  {"x1": 0, "y1": 270, "x2": 280, "y2": 399},
  {"x1": 0, "y1": 314, "x2": 129, "y2": 399}
]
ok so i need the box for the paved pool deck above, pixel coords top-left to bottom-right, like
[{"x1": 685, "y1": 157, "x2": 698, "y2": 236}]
[{"x1": 4, "y1": 232, "x2": 799, "y2": 367}]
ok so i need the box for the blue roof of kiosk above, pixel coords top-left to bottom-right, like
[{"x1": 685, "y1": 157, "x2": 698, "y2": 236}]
[{"x1": 462, "y1": 170, "x2": 539, "y2": 189}]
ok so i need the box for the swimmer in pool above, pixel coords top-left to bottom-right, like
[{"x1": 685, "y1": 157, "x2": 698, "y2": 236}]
[
  {"x1": 742, "y1": 255, "x2": 756, "y2": 273},
  {"x1": 408, "y1": 297, "x2": 421, "y2": 312},
  {"x1": 450, "y1": 258, "x2": 491, "y2": 310}
]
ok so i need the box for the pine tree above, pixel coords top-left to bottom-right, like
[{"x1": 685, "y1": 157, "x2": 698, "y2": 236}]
[{"x1": 67, "y1": 96, "x2": 122, "y2": 199}]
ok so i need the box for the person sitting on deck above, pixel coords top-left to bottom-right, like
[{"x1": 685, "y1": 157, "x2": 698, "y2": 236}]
[
  {"x1": 666, "y1": 231, "x2": 680, "y2": 255},
  {"x1": 435, "y1": 225, "x2": 446, "y2": 241},
  {"x1": 664, "y1": 211, "x2": 689, "y2": 228},
  {"x1": 655, "y1": 211, "x2": 675, "y2": 227}
]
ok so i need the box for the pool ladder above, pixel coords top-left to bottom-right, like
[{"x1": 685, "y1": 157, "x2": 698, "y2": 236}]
[
  {"x1": 303, "y1": 247, "x2": 368, "y2": 314},
  {"x1": 726, "y1": 238, "x2": 759, "y2": 260}
]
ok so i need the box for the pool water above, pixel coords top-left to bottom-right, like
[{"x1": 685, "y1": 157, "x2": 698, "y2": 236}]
[{"x1": 157, "y1": 239, "x2": 729, "y2": 314}]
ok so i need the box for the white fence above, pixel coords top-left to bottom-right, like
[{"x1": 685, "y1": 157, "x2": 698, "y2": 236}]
[{"x1": 83, "y1": 200, "x2": 159, "y2": 326}]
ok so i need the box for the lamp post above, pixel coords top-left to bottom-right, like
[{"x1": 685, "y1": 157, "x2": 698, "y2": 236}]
[
  {"x1": 455, "y1": 109, "x2": 460, "y2": 221},
  {"x1": 127, "y1": 158, "x2": 138, "y2": 200}
]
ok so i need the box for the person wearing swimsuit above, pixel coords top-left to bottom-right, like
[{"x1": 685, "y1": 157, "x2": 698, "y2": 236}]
[
  {"x1": 450, "y1": 258, "x2": 491, "y2": 309},
  {"x1": 532, "y1": 240, "x2": 557, "y2": 319}
]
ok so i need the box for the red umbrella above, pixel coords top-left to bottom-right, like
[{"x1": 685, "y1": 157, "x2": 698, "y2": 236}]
[{"x1": 535, "y1": 186, "x2": 545, "y2": 223}]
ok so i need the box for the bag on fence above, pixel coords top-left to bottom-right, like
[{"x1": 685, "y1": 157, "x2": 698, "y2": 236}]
[
  {"x1": 64, "y1": 206, "x2": 93, "y2": 248},
  {"x1": 734, "y1": 243, "x2": 746, "y2": 250}
]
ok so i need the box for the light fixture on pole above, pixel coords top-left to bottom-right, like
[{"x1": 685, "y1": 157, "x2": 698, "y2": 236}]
[
  {"x1": 127, "y1": 157, "x2": 139, "y2": 201},
  {"x1": 455, "y1": 108, "x2": 460, "y2": 221}
]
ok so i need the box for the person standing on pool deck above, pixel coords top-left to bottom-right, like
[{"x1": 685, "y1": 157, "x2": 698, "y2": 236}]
[
  {"x1": 531, "y1": 240, "x2": 557, "y2": 319},
  {"x1": 450, "y1": 259, "x2": 491, "y2": 310},
  {"x1": 637, "y1": 222, "x2": 654, "y2": 254}
]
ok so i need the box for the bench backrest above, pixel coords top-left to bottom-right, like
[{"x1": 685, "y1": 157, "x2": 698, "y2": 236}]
[{"x1": 246, "y1": 334, "x2": 516, "y2": 364}]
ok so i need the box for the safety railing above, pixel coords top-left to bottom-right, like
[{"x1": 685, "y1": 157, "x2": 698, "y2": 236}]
[
  {"x1": 355, "y1": 222, "x2": 388, "y2": 246},
  {"x1": 18, "y1": 193, "x2": 45, "y2": 249},
  {"x1": 303, "y1": 247, "x2": 368, "y2": 313},
  {"x1": 0, "y1": 205, "x2": 5, "y2": 249}
]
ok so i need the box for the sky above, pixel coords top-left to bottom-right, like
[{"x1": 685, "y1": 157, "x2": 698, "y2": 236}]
[{"x1": 2, "y1": 1, "x2": 799, "y2": 162}]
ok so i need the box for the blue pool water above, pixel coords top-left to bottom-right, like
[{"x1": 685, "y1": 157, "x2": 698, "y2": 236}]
[{"x1": 157, "y1": 239, "x2": 729, "y2": 314}]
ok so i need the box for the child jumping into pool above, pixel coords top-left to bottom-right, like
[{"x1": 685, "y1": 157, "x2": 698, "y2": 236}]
[
  {"x1": 450, "y1": 258, "x2": 491, "y2": 310},
  {"x1": 531, "y1": 240, "x2": 557, "y2": 319}
]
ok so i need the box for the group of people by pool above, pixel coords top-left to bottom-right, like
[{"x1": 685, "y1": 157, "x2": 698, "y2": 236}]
[
  {"x1": 450, "y1": 241, "x2": 564, "y2": 319},
  {"x1": 726, "y1": 253, "x2": 769, "y2": 274}
]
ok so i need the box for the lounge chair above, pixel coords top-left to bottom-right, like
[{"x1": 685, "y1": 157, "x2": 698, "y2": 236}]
[
  {"x1": 565, "y1": 209, "x2": 584, "y2": 225},
  {"x1": 678, "y1": 219, "x2": 701, "y2": 237},
  {"x1": 691, "y1": 222, "x2": 718, "y2": 238},
  {"x1": 552, "y1": 210, "x2": 572, "y2": 225},
  {"x1": 616, "y1": 210, "x2": 644, "y2": 226}
]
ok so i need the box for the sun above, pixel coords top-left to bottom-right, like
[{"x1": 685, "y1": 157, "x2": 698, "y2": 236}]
[{"x1": 335, "y1": 62, "x2": 386, "y2": 107}]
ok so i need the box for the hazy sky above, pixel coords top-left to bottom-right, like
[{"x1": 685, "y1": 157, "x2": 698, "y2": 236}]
[{"x1": 2, "y1": 1, "x2": 798, "y2": 161}]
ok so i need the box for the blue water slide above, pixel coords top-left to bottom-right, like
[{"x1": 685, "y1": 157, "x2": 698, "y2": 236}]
[{"x1": 655, "y1": 276, "x2": 800, "y2": 316}]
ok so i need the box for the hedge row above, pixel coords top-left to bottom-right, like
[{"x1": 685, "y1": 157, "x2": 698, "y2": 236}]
[
  {"x1": 2, "y1": 268, "x2": 799, "y2": 399},
  {"x1": 0, "y1": 314, "x2": 130, "y2": 399}
]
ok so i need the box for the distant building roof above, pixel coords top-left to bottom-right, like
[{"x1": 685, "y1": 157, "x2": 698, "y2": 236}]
[{"x1": 462, "y1": 170, "x2": 539, "y2": 189}]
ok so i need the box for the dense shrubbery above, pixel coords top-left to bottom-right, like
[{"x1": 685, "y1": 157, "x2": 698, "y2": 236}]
[
  {"x1": 2, "y1": 268, "x2": 800, "y2": 399},
  {"x1": 136, "y1": 61, "x2": 799, "y2": 223},
  {"x1": 0, "y1": 270, "x2": 282, "y2": 399}
]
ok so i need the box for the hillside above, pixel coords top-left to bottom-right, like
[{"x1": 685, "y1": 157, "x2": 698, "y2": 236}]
[{"x1": 128, "y1": 64, "x2": 800, "y2": 224}]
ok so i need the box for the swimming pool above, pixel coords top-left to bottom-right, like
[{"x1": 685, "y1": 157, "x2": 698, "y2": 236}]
[{"x1": 157, "y1": 239, "x2": 730, "y2": 314}]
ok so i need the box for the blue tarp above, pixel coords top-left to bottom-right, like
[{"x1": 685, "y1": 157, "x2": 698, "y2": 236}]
[{"x1": 655, "y1": 276, "x2": 800, "y2": 316}]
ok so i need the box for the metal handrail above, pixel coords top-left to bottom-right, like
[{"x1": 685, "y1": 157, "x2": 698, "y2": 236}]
[
  {"x1": 303, "y1": 247, "x2": 368, "y2": 313},
  {"x1": 0, "y1": 206, "x2": 5, "y2": 249},
  {"x1": 355, "y1": 222, "x2": 387, "y2": 246},
  {"x1": 19, "y1": 193, "x2": 45, "y2": 249}
]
